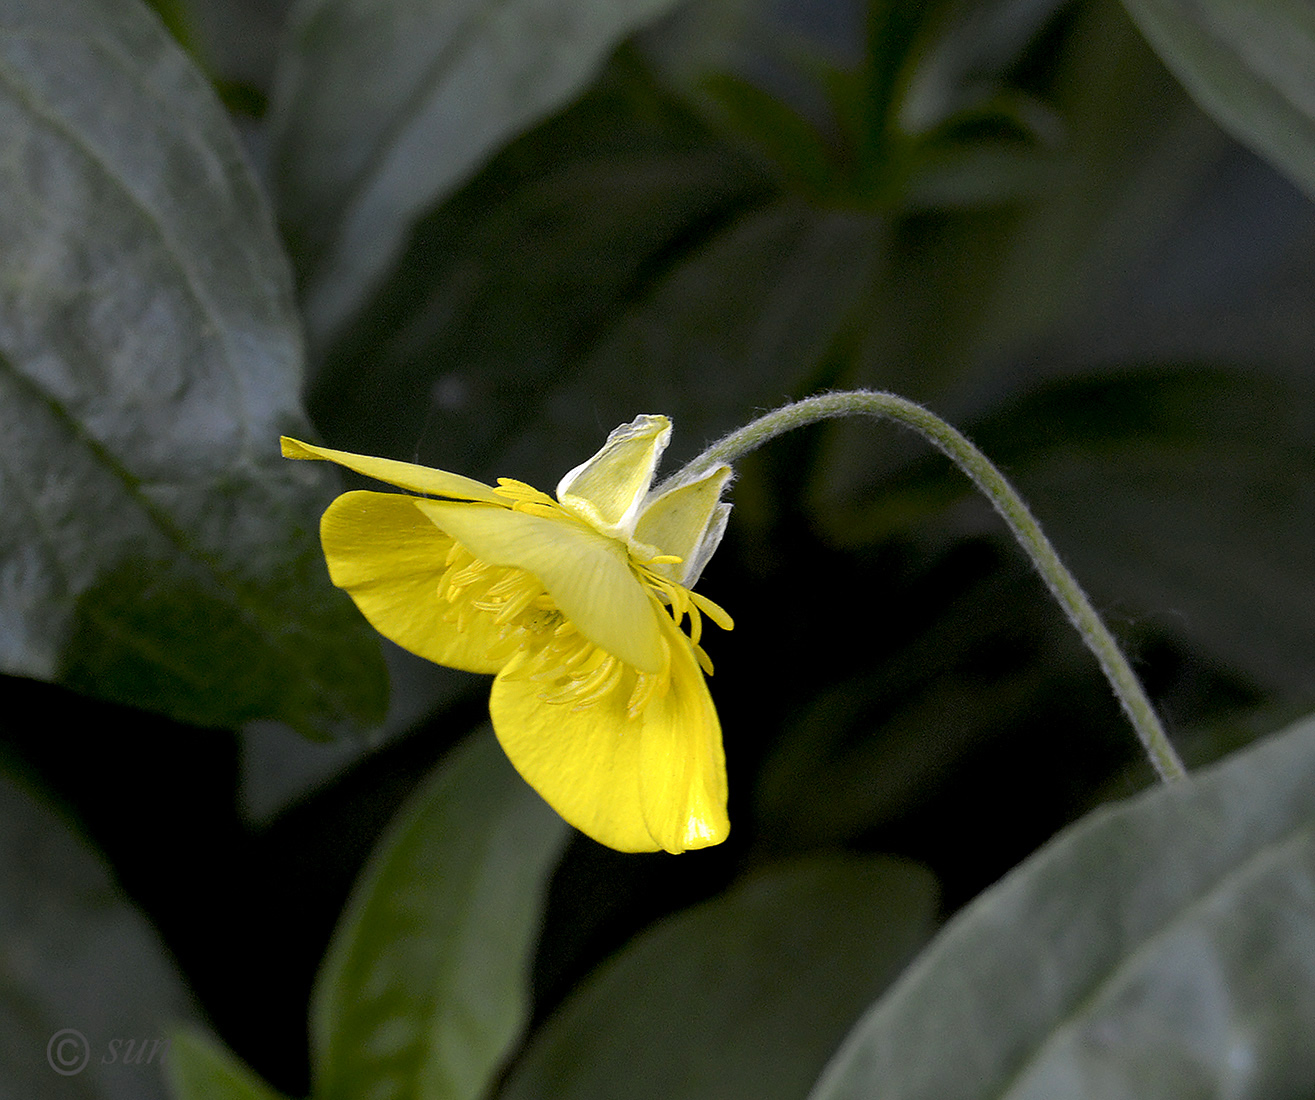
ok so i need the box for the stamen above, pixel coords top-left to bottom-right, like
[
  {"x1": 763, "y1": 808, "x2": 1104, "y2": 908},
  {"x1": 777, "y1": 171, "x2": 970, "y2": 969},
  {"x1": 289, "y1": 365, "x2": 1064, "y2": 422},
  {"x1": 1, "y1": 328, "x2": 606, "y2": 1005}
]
[
  {"x1": 494, "y1": 478, "x2": 562, "y2": 517},
  {"x1": 626, "y1": 671, "x2": 662, "y2": 717},
  {"x1": 487, "y1": 581, "x2": 542, "y2": 625},
  {"x1": 447, "y1": 558, "x2": 492, "y2": 592},
  {"x1": 569, "y1": 661, "x2": 625, "y2": 710},
  {"x1": 667, "y1": 582, "x2": 689, "y2": 625},
  {"x1": 538, "y1": 652, "x2": 618, "y2": 705},
  {"x1": 688, "y1": 589, "x2": 734, "y2": 631},
  {"x1": 561, "y1": 642, "x2": 595, "y2": 670},
  {"x1": 572, "y1": 647, "x2": 610, "y2": 676},
  {"x1": 570, "y1": 653, "x2": 621, "y2": 699},
  {"x1": 484, "y1": 571, "x2": 531, "y2": 598},
  {"x1": 520, "y1": 631, "x2": 593, "y2": 684},
  {"x1": 687, "y1": 600, "x2": 703, "y2": 647}
]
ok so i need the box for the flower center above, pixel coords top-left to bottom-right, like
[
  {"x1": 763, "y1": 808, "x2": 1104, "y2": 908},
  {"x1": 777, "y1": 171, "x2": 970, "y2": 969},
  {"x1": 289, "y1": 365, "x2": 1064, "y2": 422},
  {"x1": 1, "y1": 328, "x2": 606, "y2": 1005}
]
[{"x1": 433, "y1": 535, "x2": 730, "y2": 717}]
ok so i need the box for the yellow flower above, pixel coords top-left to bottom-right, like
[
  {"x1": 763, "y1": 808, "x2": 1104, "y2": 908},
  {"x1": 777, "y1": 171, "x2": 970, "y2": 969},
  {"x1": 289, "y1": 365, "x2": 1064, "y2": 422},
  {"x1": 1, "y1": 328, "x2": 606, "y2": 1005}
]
[{"x1": 282, "y1": 416, "x2": 734, "y2": 853}]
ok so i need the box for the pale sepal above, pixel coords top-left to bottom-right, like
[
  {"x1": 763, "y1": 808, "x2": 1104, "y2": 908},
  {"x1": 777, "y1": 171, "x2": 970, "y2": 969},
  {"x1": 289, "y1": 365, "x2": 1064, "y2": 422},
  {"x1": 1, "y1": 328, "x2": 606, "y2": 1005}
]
[
  {"x1": 555, "y1": 415, "x2": 671, "y2": 539},
  {"x1": 633, "y1": 465, "x2": 733, "y2": 586}
]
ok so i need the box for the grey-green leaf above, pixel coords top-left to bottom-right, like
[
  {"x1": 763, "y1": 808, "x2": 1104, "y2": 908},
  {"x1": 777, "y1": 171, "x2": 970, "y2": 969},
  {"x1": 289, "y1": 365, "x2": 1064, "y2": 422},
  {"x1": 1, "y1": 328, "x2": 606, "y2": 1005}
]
[
  {"x1": 269, "y1": 0, "x2": 692, "y2": 347},
  {"x1": 166, "y1": 1029, "x2": 290, "y2": 1100},
  {"x1": 0, "y1": 766, "x2": 196, "y2": 1100},
  {"x1": 809, "y1": 712, "x2": 1315, "y2": 1099},
  {"x1": 311, "y1": 730, "x2": 569, "y2": 1100},
  {"x1": 1122, "y1": 0, "x2": 1315, "y2": 198},
  {"x1": 498, "y1": 855, "x2": 940, "y2": 1100},
  {"x1": 0, "y1": 0, "x2": 386, "y2": 735}
]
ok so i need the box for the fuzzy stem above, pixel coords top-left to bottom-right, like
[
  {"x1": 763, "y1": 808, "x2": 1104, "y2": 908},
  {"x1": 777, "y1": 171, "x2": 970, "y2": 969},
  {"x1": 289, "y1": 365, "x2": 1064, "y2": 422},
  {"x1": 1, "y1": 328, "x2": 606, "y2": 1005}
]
[{"x1": 679, "y1": 391, "x2": 1188, "y2": 783}]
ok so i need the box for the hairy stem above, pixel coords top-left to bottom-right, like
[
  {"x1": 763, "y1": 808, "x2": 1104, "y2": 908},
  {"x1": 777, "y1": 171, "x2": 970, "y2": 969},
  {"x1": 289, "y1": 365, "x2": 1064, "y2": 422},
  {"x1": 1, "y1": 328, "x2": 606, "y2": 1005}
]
[{"x1": 678, "y1": 391, "x2": 1188, "y2": 783}]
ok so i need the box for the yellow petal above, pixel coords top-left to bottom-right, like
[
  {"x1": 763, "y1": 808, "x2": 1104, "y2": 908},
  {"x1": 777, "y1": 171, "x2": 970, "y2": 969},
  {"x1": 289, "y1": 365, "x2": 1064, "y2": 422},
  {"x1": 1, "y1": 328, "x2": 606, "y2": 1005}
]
[
  {"x1": 413, "y1": 498, "x2": 665, "y2": 673},
  {"x1": 636, "y1": 615, "x2": 730, "y2": 850},
  {"x1": 633, "y1": 465, "x2": 733, "y2": 586},
  {"x1": 282, "y1": 436, "x2": 504, "y2": 504},
  {"x1": 489, "y1": 613, "x2": 728, "y2": 853},
  {"x1": 555, "y1": 415, "x2": 670, "y2": 538},
  {"x1": 320, "y1": 491, "x2": 506, "y2": 674}
]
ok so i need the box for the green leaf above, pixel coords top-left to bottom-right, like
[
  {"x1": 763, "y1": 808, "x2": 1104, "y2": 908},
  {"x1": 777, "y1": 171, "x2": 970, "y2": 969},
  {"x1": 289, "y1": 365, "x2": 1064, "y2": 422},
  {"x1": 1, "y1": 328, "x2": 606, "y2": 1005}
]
[
  {"x1": 809, "y1": 712, "x2": 1315, "y2": 1099},
  {"x1": 698, "y1": 71, "x2": 840, "y2": 196},
  {"x1": 1122, "y1": 0, "x2": 1315, "y2": 199},
  {"x1": 498, "y1": 855, "x2": 939, "y2": 1100},
  {"x1": 311, "y1": 730, "x2": 569, "y2": 1100},
  {"x1": 497, "y1": 196, "x2": 885, "y2": 483},
  {"x1": 166, "y1": 1029, "x2": 290, "y2": 1100},
  {"x1": 0, "y1": 0, "x2": 387, "y2": 735},
  {"x1": 270, "y1": 0, "x2": 694, "y2": 347},
  {"x1": 753, "y1": 560, "x2": 1095, "y2": 849},
  {"x1": 0, "y1": 764, "x2": 196, "y2": 1100}
]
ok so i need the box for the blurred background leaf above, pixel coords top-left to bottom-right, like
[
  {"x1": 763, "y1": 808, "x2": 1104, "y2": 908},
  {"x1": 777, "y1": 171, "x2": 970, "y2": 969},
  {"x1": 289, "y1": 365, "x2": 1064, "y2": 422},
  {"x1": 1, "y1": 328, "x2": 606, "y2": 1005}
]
[
  {"x1": 300, "y1": 51, "x2": 795, "y2": 478},
  {"x1": 1121, "y1": 0, "x2": 1315, "y2": 200},
  {"x1": 312, "y1": 730, "x2": 569, "y2": 1100},
  {"x1": 269, "y1": 0, "x2": 706, "y2": 348},
  {"x1": 0, "y1": 0, "x2": 386, "y2": 736},
  {"x1": 167, "y1": 1029, "x2": 291, "y2": 1100},
  {"x1": 499, "y1": 855, "x2": 938, "y2": 1100},
  {"x1": 809, "y1": 710, "x2": 1315, "y2": 1099},
  {"x1": 0, "y1": 761, "x2": 197, "y2": 1100}
]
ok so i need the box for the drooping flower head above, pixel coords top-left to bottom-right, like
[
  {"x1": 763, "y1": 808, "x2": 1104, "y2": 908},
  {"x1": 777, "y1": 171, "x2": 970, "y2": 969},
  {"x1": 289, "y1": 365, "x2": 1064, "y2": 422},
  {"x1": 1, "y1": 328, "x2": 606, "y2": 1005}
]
[{"x1": 282, "y1": 416, "x2": 734, "y2": 853}]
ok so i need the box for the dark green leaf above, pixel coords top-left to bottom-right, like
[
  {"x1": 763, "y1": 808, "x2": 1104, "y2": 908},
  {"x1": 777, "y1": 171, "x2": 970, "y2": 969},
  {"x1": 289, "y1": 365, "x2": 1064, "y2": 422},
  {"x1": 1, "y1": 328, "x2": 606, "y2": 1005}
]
[
  {"x1": 1123, "y1": 0, "x2": 1315, "y2": 199},
  {"x1": 0, "y1": 766, "x2": 195, "y2": 1100},
  {"x1": 269, "y1": 0, "x2": 696, "y2": 346},
  {"x1": 311, "y1": 730, "x2": 568, "y2": 1100},
  {"x1": 498, "y1": 855, "x2": 939, "y2": 1100},
  {"x1": 496, "y1": 197, "x2": 885, "y2": 484},
  {"x1": 0, "y1": 0, "x2": 387, "y2": 734},
  {"x1": 754, "y1": 553, "x2": 1098, "y2": 848},
  {"x1": 166, "y1": 1029, "x2": 289, "y2": 1100},
  {"x1": 810, "y1": 712, "x2": 1315, "y2": 1099},
  {"x1": 698, "y1": 71, "x2": 840, "y2": 196},
  {"x1": 902, "y1": 140, "x2": 1054, "y2": 209}
]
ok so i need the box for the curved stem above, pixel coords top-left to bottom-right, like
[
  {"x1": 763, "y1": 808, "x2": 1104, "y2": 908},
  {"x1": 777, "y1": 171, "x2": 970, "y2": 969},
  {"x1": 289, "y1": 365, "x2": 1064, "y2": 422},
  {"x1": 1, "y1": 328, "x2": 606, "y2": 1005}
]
[{"x1": 678, "y1": 391, "x2": 1188, "y2": 784}]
